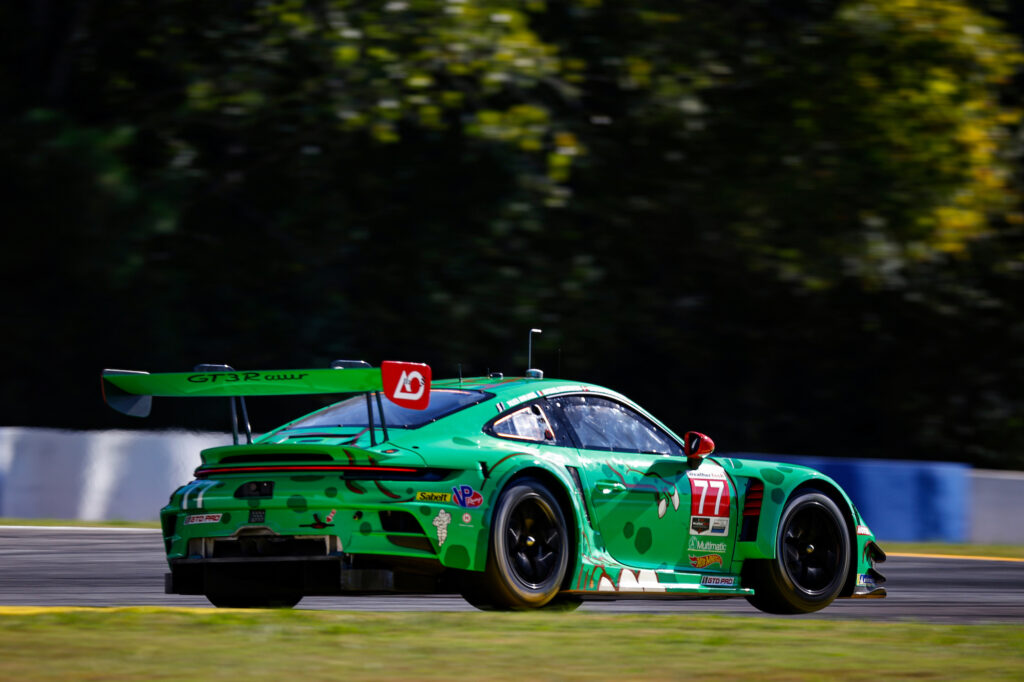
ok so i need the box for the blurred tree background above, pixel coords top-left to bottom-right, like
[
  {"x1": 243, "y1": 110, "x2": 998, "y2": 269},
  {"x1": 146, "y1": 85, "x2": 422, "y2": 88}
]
[{"x1": 3, "y1": 0, "x2": 1024, "y2": 468}]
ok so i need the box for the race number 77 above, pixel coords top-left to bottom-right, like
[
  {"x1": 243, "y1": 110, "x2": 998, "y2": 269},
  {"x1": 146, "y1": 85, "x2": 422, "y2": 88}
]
[{"x1": 690, "y1": 479, "x2": 728, "y2": 516}]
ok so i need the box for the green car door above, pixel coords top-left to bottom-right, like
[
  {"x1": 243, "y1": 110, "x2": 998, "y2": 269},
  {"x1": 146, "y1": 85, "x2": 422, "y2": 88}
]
[{"x1": 549, "y1": 394, "x2": 736, "y2": 573}]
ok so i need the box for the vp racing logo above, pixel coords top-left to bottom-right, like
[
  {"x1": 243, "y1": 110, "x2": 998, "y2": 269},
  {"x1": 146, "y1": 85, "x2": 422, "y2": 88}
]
[{"x1": 381, "y1": 361, "x2": 432, "y2": 410}]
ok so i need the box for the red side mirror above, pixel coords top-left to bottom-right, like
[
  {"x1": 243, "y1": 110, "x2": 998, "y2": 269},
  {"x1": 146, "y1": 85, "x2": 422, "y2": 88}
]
[{"x1": 684, "y1": 431, "x2": 715, "y2": 459}]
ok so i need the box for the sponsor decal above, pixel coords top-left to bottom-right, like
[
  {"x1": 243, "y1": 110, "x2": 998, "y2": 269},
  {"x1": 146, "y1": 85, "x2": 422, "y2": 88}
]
[
  {"x1": 452, "y1": 485, "x2": 483, "y2": 508},
  {"x1": 691, "y1": 516, "x2": 729, "y2": 536},
  {"x1": 184, "y1": 513, "x2": 222, "y2": 525},
  {"x1": 300, "y1": 509, "x2": 337, "y2": 529},
  {"x1": 689, "y1": 553, "x2": 724, "y2": 569},
  {"x1": 462, "y1": 512, "x2": 472, "y2": 524},
  {"x1": 857, "y1": 573, "x2": 876, "y2": 588},
  {"x1": 688, "y1": 470, "x2": 731, "y2": 518},
  {"x1": 856, "y1": 524, "x2": 872, "y2": 536},
  {"x1": 186, "y1": 372, "x2": 309, "y2": 384},
  {"x1": 381, "y1": 361, "x2": 432, "y2": 410},
  {"x1": 248, "y1": 509, "x2": 266, "y2": 523},
  {"x1": 415, "y1": 491, "x2": 452, "y2": 503},
  {"x1": 700, "y1": 575, "x2": 736, "y2": 587},
  {"x1": 432, "y1": 509, "x2": 452, "y2": 547},
  {"x1": 688, "y1": 537, "x2": 728, "y2": 552}
]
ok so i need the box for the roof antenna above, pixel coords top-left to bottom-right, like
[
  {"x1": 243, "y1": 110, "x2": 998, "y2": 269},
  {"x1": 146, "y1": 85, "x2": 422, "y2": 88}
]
[
  {"x1": 526, "y1": 328, "x2": 543, "y2": 379},
  {"x1": 458, "y1": 363, "x2": 463, "y2": 388}
]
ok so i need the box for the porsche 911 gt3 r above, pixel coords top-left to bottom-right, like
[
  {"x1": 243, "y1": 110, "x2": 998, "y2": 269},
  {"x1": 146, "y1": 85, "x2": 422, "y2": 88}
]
[{"x1": 101, "y1": 361, "x2": 886, "y2": 612}]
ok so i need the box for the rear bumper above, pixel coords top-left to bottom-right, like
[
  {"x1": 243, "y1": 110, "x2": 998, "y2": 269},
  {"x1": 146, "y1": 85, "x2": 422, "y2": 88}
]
[{"x1": 166, "y1": 556, "x2": 440, "y2": 596}]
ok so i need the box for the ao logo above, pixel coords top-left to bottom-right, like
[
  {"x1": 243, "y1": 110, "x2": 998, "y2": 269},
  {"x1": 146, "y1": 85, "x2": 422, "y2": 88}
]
[{"x1": 393, "y1": 370, "x2": 425, "y2": 401}]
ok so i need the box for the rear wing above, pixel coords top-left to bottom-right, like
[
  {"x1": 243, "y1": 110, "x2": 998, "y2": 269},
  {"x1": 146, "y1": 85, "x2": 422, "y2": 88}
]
[{"x1": 101, "y1": 361, "x2": 432, "y2": 445}]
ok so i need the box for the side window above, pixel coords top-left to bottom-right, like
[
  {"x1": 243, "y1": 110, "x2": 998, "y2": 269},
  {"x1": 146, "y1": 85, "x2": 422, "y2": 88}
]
[
  {"x1": 491, "y1": 403, "x2": 557, "y2": 443},
  {"x1": 559, "y1": 395, "x2": 684, "y2": 456}
]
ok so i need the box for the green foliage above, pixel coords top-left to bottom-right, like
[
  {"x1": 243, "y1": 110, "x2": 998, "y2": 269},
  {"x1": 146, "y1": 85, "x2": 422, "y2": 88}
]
[{"x1": 4, "y1": 0, "x2": 1024, "y2": 467}]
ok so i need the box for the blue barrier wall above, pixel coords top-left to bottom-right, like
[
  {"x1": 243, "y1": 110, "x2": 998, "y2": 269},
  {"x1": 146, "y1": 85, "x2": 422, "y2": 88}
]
[{"x1": 726, "y1": 453, "x2": 970, "y2": 542}]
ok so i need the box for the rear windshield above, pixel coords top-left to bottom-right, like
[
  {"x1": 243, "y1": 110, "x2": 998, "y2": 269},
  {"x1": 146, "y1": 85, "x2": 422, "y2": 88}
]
[{"x1": 284, "y1": 389, "x2": 488, "y2": 430}]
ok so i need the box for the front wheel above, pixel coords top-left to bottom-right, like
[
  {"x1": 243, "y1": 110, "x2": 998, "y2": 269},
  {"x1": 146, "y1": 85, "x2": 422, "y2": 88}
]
[
  {"x1": 461, "y1": 478, "x2": 571, "y2": 610},
  {"x1": 745, "y1": 490, "x2": 850, "y2": 614}
]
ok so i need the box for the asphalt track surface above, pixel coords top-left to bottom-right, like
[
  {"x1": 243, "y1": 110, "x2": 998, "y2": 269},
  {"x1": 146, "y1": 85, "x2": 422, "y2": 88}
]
[{"x1": 1, "y1": 526, "x2": 1022, "y2": 622}]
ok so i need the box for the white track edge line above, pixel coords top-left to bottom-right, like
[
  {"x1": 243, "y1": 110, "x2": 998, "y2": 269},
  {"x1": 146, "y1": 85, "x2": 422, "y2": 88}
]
[{"x1": 0, "y1": 525, "x2": 160, "y2": 532}]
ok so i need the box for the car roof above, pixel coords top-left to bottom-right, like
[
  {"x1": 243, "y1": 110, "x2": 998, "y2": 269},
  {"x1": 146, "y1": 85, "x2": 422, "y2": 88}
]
[{"x1": 431, "y1": 376, "x2": 627, "y2": 403}]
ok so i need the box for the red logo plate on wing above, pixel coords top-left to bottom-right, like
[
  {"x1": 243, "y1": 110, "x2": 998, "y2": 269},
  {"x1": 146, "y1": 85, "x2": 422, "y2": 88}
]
[{"x1": 381, "y1": 361, "x2": 432, "y2": 410}]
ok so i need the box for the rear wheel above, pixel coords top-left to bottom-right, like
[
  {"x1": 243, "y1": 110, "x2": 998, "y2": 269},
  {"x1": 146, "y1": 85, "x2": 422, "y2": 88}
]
[
  {"x1": 745, "y1": 490, "x2": 850, "y2": 614},
  {"x1": 461, "y1": 478, "x2": 571, "y2": 610},
  {"x1": 206, "y1": 592, "x2": 302, "y2": 608}
]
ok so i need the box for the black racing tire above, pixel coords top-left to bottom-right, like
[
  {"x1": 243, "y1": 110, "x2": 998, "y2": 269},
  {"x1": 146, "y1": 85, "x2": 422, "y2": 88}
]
[
  {"x1": 205, "y1": 592, "x2": 303, "y2": 609},
  {"x1": 462, "y1": 478, "x2": 571, "y2": 611},
  {"x1": 745, "y1": 490, "x2": 851, "y2": 614}
]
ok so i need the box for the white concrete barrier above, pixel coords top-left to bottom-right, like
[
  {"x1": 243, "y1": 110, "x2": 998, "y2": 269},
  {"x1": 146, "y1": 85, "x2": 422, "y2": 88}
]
[
  {"x1": 3, "y1": 428, "x2": 1024, "y2": 543},
  {"x1": 0, "y1": 428, "x2": 228, "y2": 521},
  {"x1": 970, "y1": 469, "x2": 1024, "y2": 544}
]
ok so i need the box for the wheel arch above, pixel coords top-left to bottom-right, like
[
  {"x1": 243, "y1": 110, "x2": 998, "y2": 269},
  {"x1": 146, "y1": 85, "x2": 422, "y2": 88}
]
[
  {"x1": 495, "y1": 466, "x2": 582, "y2": 591},
  {"x1": 790, "y1": 479, "x2": 859, "y2": 597}
]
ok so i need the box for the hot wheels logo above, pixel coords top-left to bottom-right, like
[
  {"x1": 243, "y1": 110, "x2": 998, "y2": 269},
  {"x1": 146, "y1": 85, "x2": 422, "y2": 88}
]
[
  {"x1": 689, "y1": 554, "x2": 723, "y2": 569},
  {"x1": 452, "y1": 485, "x2": 483, "y2": 508}
]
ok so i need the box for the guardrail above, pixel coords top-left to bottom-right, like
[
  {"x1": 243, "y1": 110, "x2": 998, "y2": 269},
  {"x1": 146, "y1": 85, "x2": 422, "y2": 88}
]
[{"x1": 1, "y1": 428, "x2": 1022, "y2": 542}]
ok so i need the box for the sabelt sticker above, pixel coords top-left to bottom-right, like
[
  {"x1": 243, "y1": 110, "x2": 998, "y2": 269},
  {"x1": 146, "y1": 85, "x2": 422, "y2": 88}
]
[
  {"x1": 381, "y1": 360, "x2": 432, "y2": 410},
  {"x1": 689, "y1": 553, "x2": 724, "y2": 569},
  {"x1": 700, "y1": 575, "x2": 736, "y2": 587},
  {"x1": 415, "y1": 492, "x2": 452, "y2": 503},
  {"x1": 856, "y1": 524, "x2": 872, "y2": 536},
  {"x1": 184, "y1": 513, "x2": 222, "y2": 525}
]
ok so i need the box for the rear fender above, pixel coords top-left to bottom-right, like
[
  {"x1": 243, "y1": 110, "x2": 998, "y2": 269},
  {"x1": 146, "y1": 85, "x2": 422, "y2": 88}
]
[{"x1": 480, "y1": 451, "x2": 588, "y2": 583}]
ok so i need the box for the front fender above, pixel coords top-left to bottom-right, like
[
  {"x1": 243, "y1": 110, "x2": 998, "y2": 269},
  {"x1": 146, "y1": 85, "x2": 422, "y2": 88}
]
[{"x1": 712, "y1": 456, "x2": 859, "y2": 560}]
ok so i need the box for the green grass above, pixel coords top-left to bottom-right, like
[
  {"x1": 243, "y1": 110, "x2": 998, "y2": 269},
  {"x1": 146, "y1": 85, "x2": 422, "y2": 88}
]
[{"x1": 0, "y1": 608, "x2": 1020, "y2": 681}]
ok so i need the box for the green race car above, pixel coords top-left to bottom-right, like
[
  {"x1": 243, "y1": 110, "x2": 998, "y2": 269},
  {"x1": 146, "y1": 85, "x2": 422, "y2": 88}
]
[{"x1": 101, "y1": 360, "x2": 886, "y2": 612}]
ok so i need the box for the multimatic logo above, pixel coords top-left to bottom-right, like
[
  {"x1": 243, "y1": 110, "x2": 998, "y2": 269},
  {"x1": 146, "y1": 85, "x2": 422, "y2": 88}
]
[
  {"x1": 187, "y1": 372, "x2": 309, "y2": 383},
  {"x1": 688, "y1": 537, "x2": 728, "y2": 552}
]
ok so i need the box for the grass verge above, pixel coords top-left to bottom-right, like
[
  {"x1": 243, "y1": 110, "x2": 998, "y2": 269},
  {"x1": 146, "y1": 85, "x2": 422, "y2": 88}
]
[{"x1": 0, "y1": 608, "x2": 1020, "y2": 681}]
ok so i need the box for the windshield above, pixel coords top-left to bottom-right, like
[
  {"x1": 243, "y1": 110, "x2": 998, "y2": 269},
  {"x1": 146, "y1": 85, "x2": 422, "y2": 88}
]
[{"x1": 284, "y1": 389, "x2": 488, "y2": 430}]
